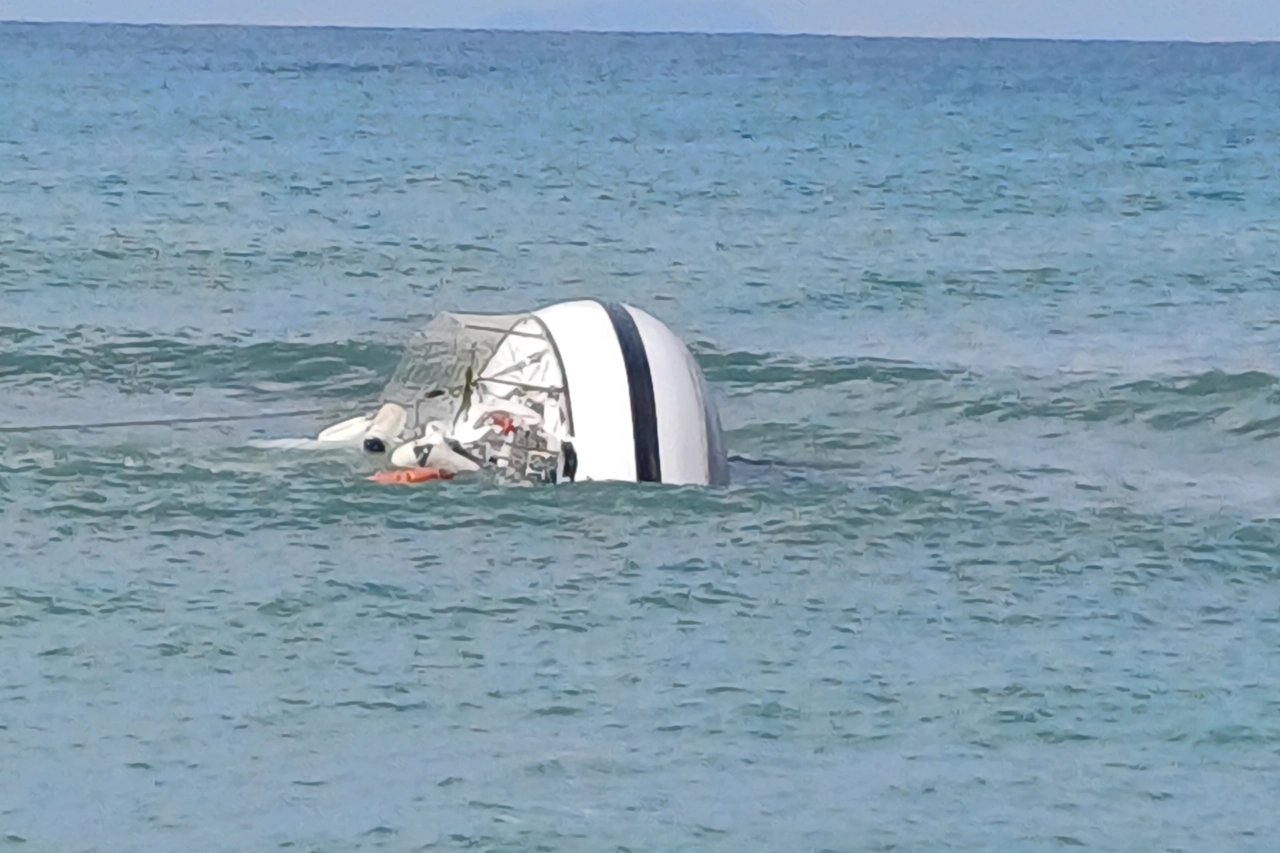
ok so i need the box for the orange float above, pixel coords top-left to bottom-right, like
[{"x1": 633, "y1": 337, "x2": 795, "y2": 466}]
[{"x1": 368, "y1": 467, "x2": 455, "y2": 485}]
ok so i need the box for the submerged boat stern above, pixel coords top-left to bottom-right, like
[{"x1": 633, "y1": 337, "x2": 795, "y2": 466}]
[{"x1": 317, "y1": 299, "x2": 727, "y2": 486}]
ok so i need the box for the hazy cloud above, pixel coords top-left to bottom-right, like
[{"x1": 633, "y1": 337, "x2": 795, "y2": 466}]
[{"x1": 490, "y1": 0, "x2": 778, "y2": 33}]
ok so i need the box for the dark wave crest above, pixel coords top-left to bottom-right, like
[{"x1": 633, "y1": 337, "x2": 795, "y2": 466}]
[{"x1": 0, "y1": 332, "x2": 402, "y2": 402}]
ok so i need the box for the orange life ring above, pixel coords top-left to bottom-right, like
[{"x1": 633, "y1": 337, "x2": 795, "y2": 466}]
[{"x1": 368, "y1": 467, "x2": 455, "y2": 485}]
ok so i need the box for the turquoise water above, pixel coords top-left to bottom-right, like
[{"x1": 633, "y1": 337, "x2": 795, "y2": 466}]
[{"x1": 4, "y1": 23, "x2": 1280, "y2": 851}]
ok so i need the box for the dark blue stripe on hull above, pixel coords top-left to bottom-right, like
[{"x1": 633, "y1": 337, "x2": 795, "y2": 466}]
[{"x1": 599, "y1": 301, "x2": 662, "y2": 483}]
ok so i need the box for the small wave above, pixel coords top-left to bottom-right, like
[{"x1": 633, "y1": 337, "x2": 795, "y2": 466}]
[
  {"x1": 695, "y1": 348, "x2": 957, "y2": 389},
  {"x1": 1117, "y1": 370, "x2": 1278, "y2": 398},
  {"x1": 0, "y1": 334, "x2": 401, "y2": 401},
  {"x1": 949, "y1": 370, "x2": 1280, "y2": 432},
  {"x1": 255, "y1": 59, "x2": 496, "y2": 78}
]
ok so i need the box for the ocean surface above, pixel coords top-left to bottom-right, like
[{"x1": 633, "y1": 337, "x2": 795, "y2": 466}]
[{"x1": 3, "y1": 23, "x2": 1280, "y2": 851}]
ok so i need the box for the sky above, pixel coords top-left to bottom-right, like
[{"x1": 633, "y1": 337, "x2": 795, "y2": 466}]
[{"x1": 2, "y1": 0, "x2": 1279, "y2": 42}]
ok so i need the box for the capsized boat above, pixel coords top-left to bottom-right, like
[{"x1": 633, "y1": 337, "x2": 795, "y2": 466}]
[{"x1": 317, "y1": 299, "x2": 729, "y2": 486}]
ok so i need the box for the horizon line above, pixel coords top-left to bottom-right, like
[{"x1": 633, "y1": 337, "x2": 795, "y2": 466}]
[{"x1": 3, "y1": 18, "x2": 1279, "y2": 45}]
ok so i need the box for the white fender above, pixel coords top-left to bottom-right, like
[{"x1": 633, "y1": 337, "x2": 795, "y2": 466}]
[{"x1": 317, "y1": 414, "x2": 373, "y2": 443}]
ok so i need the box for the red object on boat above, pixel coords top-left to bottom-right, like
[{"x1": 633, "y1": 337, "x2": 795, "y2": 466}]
[{"x1": 489, "y1": 412, "x2": 517, "y2": 434}]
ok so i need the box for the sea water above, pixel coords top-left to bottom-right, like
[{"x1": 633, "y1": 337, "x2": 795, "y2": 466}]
[{"x1": 2, "y1": 24, "x2": 1280, "y2": 852}]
